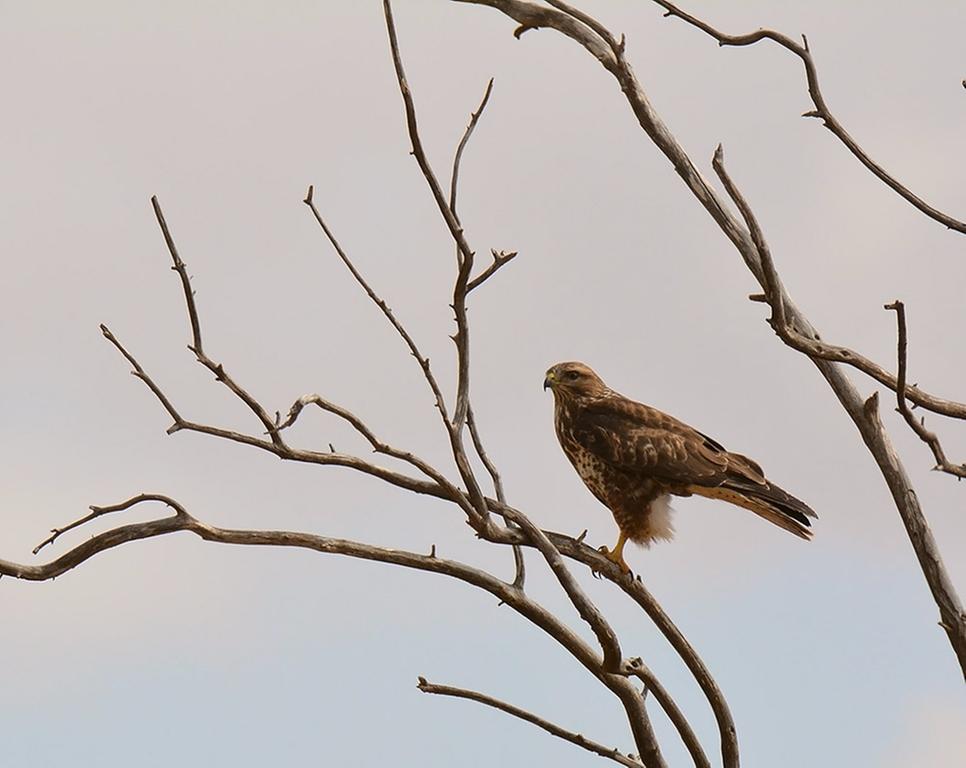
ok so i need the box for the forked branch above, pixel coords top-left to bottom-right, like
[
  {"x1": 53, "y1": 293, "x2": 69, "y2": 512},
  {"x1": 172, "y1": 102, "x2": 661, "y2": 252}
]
[
  {"x1": 459, "y1": 0, "x2": 966, "y2": 686},
  {"x1": 884, "y1": 301, "x2": 966, "y2": 478},
  {"x1": 652, "y1": 0, "x2": 966, "y2": 234}
]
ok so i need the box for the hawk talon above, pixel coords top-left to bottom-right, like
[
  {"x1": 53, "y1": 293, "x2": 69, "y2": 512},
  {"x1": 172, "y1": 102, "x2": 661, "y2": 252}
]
[{"x1": 597, "y1": 543, "x2": 632, "y2": 576}]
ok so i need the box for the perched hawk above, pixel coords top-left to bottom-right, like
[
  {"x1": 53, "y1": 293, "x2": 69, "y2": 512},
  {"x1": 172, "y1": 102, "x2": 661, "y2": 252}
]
[{"x1": 544, "y1": 361, "x2": 816, "y2": 573}]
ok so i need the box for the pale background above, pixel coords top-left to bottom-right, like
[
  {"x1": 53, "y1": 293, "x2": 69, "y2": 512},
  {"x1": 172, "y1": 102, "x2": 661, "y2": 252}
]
[{"x1": 2, "y1": 1, "x2": 964, "y2": 766}]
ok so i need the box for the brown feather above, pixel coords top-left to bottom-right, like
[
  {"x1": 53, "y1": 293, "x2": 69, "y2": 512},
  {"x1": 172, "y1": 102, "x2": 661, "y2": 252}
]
[{"x1": 546, "y1": 361, "x2": 816, "y2": 550}]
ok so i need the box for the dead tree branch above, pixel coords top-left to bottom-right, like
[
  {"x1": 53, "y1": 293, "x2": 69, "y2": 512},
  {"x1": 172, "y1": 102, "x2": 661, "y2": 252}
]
[
  {"x1": 302, "y1": 185, "x2": 452, "y2": 428},
  {"x1": 446, "y1": 78, "x2": 526, "y2": 589},
  {"x1": 711, "y1": 151, "x2": 966, "y2": 678},
  {"x1": 458, "y1": 0, "x2": 966, "y2": 682},
  {"x1": 622, "y1": 658, "x2": 711, "y2": 768},
  {"x1": 651, "y1": 0, "x2": 966, "y2": 235},
  {"x1": 884, "y1": 301, "x2": 966, "y2": 478},
  {"x1": 151, "y1": 196, "x2": 286, "y2": 448},
  {"x1": 3, "y1": 494, "x2": 667, "y2": 768},
  {"x1": 417, "y1": 677, "x2": 645, "y2": 768},
  {"x1": 485, "y1": 501, "x2": 737, "y2": 768}
]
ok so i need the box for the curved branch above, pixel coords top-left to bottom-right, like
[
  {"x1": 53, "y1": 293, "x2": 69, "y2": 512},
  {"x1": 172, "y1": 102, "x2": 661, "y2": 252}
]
[
  {"x1": 2, "y1": 496, "x2": 665, "y2": 768},
  {"x1": 652, "y1": 0, "x2": 966, "y2": 235},
  {"x1": 417, "y1": 678, "x2": 644, "y2": 768},
  {"x1": 623, "y1": 658, "x2": 710, "y2": 768},
  {"x1": 485, "y1": 502, "x2": 737, "y2": 768},
  {"x1": 449, "y1": 77, "x2": 494, "y2": 228}
]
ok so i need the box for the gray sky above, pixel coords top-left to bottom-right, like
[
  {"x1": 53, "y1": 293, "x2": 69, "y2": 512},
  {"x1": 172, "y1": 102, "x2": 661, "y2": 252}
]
[{"x1": 2, "y1": 1, "x2": 964, "y2": 766}]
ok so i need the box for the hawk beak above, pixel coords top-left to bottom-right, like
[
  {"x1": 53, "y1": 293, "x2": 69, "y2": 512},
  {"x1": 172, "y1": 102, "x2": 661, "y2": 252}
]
[{"x1": 543, "y1": 373, "x2": 554, "y2": 391}]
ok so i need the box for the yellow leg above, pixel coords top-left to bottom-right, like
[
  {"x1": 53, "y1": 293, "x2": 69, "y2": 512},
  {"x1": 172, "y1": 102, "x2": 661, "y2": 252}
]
[{"x1": 599, "y1": 530, "x2": 630, "y2": 574}]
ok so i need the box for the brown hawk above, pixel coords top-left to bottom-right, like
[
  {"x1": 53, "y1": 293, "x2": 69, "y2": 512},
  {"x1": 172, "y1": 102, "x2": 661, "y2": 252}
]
[{"x1": 544, "y1": 361, "x2": 815, "y2": 573}]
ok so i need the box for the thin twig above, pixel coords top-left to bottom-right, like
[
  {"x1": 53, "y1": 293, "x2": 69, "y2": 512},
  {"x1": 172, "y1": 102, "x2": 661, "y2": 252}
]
[
  {"x1": 884, "y1": 301, "x2": 966, "y2": 478},
  {"x1": 275, "y1": 393, "x2": 474, "y2": 491},
  {"x1": 467, "y1": 404, "x2": 525, "y2": 589},
  {"x1": 712, "y1": 145, "x2": 786, "y2": 331},
  {"x1": 150, "y1": 196, "x2": 285, "y2": 448},
  {"x1": 417, "y1": 678, "x2": 644, "y2": 768},
  {"x1": 446, "y1": 78, "x2": 525, "y2": 588},
  {"x1": 33, "y1": 494, "x2": 188, "y2": 555},
  {"x1": 383, "y1": 0, "x2": 477, "y2": 267},
  {"x1": 467, "y1": 249, "x2": 518, "y2": 292},
  {"x1": 383, "y1": 0, "x2": 490, "y2": 518},
  {"x1": 651, "y1": 0, "x2": 966, "y2": 234},
  {"x1": 102, "y1": 324, "x2": 471, "y2": 509},
  {"x1": 302, "y1": 186, "x2": 452, "y2": 425},
  {"x1": 449, "y1": 77, "x2": 494, "y2": 242}
]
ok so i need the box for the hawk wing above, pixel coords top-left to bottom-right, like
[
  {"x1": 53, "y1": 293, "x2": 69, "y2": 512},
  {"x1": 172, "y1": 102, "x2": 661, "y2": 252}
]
[
  {"x1": 569, "y1": 392, "x2": 816, "y2": 536},
  {"x1": 569, "y1": 393, "x2": 764, "y2": 488}
]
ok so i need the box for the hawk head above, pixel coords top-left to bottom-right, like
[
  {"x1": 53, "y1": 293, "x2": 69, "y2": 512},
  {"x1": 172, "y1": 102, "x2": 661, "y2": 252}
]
[{"x1": 544, "y1": 361, "x2": 608, "y2": 401}]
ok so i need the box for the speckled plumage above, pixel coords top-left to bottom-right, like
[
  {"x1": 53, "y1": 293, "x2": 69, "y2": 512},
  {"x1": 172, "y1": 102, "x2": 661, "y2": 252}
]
[{"x1": 545, "y1": 362, "x2": 815, "y2": 571}]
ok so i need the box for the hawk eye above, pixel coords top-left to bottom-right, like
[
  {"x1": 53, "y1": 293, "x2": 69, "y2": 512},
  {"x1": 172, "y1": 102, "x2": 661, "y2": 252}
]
[{"x1": 565, "y1": 370, "x2": 580, "y2": 381}]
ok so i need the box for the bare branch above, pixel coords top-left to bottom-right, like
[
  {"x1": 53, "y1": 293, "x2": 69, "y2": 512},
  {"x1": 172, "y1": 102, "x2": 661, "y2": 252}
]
[
  {"x1": 449, "y1": 77, "x2": 494, "y2": 228},
  {"x1": 102, "y1": 323, "x2": 470, "y2": 509},
  {"x1": 445, "y1": 78, "x2": 525, "y2": 588},
  {"x1": 32, "y1": 493, "x2": 189, "y2": 556},
  {"x1": 651, "y1": 0, "x2": 966, "y2": 234},
  {"x1": 859, "y1": 394, "x2": 966, "y2": 677},
  {"x1": 467, "y1": 405, "x2": 525, "y2": 589},
  {"x1": 275, "y1": 393, "x2": 473, "y2": 491},
  {"x1": 543, "y1": 0, "x2": 624, "y2": 58},
  {"x1": 713, "y1": 146, "x2": 966, "y2": 422},
  {"x1": 486, "y1": 510, "x2": 738, "y2": 768},
  {"x1": 2, "y1": 496, "x2": 664, "y2": 766},
  {"x1": 417, "y1": 678, "x2": 644, "y2": 768},
  {"x1": 383, "y1": 0, "x2": 491, "y2": 519},
  {"x1": 150, "y1": 196, "x2": 285, "y2": 448},
  {"x1": 622, "y1": 658, "x2": 711, "y2": 768},
  {"x1": 383, "y1": 0, "x2": 476, "y2": 267},
  {"x1": 711, "y1": 144, "x2": 786, "y2": 332},
  {"x1": 467, "y1": 249, "x2": 518, "y2": 292},
  {"x1": 302, "y1": 186, "x2": 451, "y2": 425},
  {"x1": 496, "y1": 505, "x2": 623, "y2": 671},
  {"x1": 100, "y1": 323, "x2": 184, "y2": 430},
  {"x1": 884, "y1": 301, "x2": 966, "y2": 478},
  {"x1": 708, "y1": 147, "x2": 966, "y2": 678}
]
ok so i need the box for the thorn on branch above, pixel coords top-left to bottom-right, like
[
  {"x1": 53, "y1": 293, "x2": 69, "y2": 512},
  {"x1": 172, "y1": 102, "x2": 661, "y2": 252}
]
[
  {"x1": 304, "y1": 184, "x2": 314, "y2": 204},
  {"x1": 748, "y1": 293, "x2": 768, "y2": 303},
  {"x1": 513, "y1": 24, "x2": 536, "y2": 39}
]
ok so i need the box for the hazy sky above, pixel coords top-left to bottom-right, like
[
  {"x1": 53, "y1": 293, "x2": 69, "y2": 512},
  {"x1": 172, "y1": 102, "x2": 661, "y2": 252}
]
[{"x1": 2, "y1": 2, "x2": 964, "y2": 766}]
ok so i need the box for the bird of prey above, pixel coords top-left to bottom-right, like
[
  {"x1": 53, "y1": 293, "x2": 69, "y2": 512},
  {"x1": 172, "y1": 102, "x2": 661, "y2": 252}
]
[{"x1": 544, "y1": 361, "x2": 816, "y2": 573}]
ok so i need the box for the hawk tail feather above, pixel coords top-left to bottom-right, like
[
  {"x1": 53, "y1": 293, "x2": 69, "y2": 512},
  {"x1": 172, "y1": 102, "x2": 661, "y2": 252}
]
[{"x1": 689, "y1": 481, "x2": 816, "y2": 540}]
